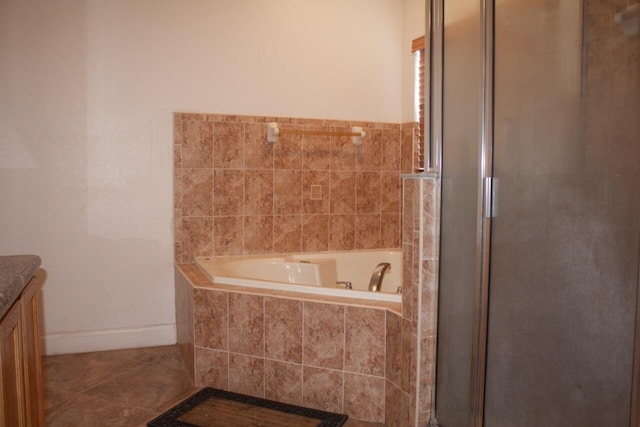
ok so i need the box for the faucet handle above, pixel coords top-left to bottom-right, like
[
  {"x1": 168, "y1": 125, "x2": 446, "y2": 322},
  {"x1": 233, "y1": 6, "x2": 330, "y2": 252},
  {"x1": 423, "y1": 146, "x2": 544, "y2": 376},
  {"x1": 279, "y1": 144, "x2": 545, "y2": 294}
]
[{"x1": 336, "y1": 281, "x2": 352, "y2": 289}]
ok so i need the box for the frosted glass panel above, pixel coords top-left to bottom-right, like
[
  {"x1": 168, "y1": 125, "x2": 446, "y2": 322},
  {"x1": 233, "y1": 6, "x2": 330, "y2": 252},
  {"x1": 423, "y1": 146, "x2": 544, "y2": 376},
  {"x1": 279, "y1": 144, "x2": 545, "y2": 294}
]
[
  {"x1": 435, "y1": 1, "x2": 640, "y2": 426},
  {"x1": 434, "y1": 0, "x2": 482, "y2": 425},
  {"x1": 484, "y1": 1, "x2": 640, "y2": 425}
]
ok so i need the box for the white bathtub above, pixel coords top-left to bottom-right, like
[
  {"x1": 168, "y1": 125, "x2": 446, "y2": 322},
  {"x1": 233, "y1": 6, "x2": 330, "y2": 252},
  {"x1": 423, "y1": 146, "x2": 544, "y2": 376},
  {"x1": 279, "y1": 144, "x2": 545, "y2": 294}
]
[{"x1": 194, "y1": 249, "x2": 402, "y2": 303}]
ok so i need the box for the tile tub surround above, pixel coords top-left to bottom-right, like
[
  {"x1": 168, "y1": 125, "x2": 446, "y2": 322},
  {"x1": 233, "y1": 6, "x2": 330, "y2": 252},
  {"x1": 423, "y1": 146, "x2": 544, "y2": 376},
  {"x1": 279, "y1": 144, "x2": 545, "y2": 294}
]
[
  {"x1": 396, "y1": 176, "x2": 439, "y2": 427},
  {"x1": 174, "y1": 113, "x2": 418, "y2": 263},
  {"x1": 175, "y1": 263, "x2": 408, "y2": 424},
  {"x1": 171, "y1": 111, "x2": 438, "y2": 425},
  {"x1": 174, "y1": 175, "x2": 440, "y2": 426}
]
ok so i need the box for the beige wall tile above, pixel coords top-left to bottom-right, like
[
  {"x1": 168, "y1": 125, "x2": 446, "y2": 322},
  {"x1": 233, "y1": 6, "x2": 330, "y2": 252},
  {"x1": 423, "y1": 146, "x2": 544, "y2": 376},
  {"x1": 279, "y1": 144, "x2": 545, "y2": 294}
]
[
  {"x1": 330, "y1": 171, "x2": 356, "y2": 214},
  {"x1": 357, "y1": 128, "x2": 382, "y2": 171},
  {"x1": 174, "y1": 241, "x2": 184, "y2": 264},
  {"x1": 244, "y1": 169, "x2": 273, "y2": 215},
  {"x1": 381, "y1": 127, "x2": 401, "y2": 171},
  {"x1": 182, "y1": 116, "x2": 213, "y2": 168},
  {"x1": 584, "y1": 0, "x2": 622, "y2": 43},
  {"x1": 385, "y1": 380, "x2": 410, "y2": 427},
  {"x1": 331, "y1": 132, "x2": 357, "y2": 171},
  {"x1": 411, "y1": 231, "x2": 420, "y2": 285},
  {"x1": 274, "y1": 127, "x2": 303, "y2": 170},
  {"x1": 400, "y1": 318, "x2": 411, "y2": 393},
  {"x1": 295, "y1": 118, "x2": 325, "y2": 126},
  {"x1": 175, "y1": 268, "x2": 194, "y2": 381},
  {"x1": 182, "y1": 217, "x2": 213, "y2": 261},
  {"x1": 228, "y1": 353, "x2": 264, "y2": 398},
  {"x1": 355, "y1": 214, "x2": 381, "y2": 250},
  {"x1": 243, "y1": 215, "x2": 273, "y2": 254},
  {"x1": 344, "y1": 373, "x2": 385, "y2": 423},
  {"x1": 274, "y1": 170, "x2": 302, "y2": 214},
  {"x1": 421, "y1": 259, "x2": 439, "y2": 337},
  {"x1": 264, "y1": 297, "x2": 303, "y2": 363},
  {"x1": 273, "y1": 215, "x2": 302, "y2": 253},
  {"x1": 402, "y1": 178, "x2": 416, "y2": 241},
  {"x1": 213, "y1": 121, "x2": 244, "y2": 169},
  {"x1": 173, "y1": 143, "x2": 182, "y2": 174},
  {"x1": 385, "y1": 311, "x2": 402, "y2": 387},
  {"x1": 301, "y1": 215, "x2": 330, "y2": 252},
  {"x1": 302, "y1": 366, "x2": 343, "y2": 413},
  {"x1": 264, "y1": 360, "x2": 303, "y2": 406},
  {"x1": 303, "y1": 302, "x2": 345, "y2": 370},
  {"x1": 303, "y1": 134, "x2": 331, "y2": 170},
  {"x1": 303, "y1": 171, "x2": 330, "y2": 214},
  {"x1": 194, "y1": 289, "x2": 228, "y2": 350},
  {"x1": 173, "y1": 174, "x2": 182, "y2": 211},
  {"x1": 195, "y1": 347, "x2": 228, "y2": 389},
  {"x1": 419, "y1": 336, "x2": 436, "y2": 413},
  {"x1": 174, "y1": 209, "x2": 183, "y2": 244},
  {"x1": 213, "y1": 216, "x2": 243, "y2": 256},
  {"x1": 329, "y1": 214, "x2": 355, "y2": 251},
  {"x1": 381, "y1": 213, "x2": 401, "y2": 249},
  {"x1": 182, "y1": 169, "x2": 213, "y2": 217},
  {"x1": 213, "y1": 170, "x2": 244, "y2": 216},
  {"x1": 381, "y1": 172, "x2": 401, "y2": 214},
  {"x1": 244, "y1": 122, "x2": 274, "y2": 170},
  {"x1": 356, "y1": 171, "x2": 381, "y2": 214},
  {"x1": 402, "y1": 242, "x2": 413, "y2": 289},
  {"x1": 228, "y1": 293, "x2": 264, "y2": 356},
  {"x1": 345, "y1": 307, "x2": 385, "y2": 376}
]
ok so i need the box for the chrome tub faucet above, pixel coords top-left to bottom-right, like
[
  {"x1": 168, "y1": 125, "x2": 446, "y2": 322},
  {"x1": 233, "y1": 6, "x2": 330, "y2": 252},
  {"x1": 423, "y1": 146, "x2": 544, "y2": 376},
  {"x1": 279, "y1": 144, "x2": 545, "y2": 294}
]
[{"x1": 368, "y1": 262, "x2": 391, "y2": 292}]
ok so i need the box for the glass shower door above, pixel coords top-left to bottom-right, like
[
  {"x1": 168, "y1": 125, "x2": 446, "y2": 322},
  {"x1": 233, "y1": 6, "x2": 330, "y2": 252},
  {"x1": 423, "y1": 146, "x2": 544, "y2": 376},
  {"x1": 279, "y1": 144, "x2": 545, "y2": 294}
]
[
  {"x1": 483, "y1": 1, "x2": 640, "y2": 426},
  {"x1": 434, "y1": 0, "x2": 484, "y2": 425},
  {"x1": 434, "y1": 0, "x2": 640, "y2": 426}
]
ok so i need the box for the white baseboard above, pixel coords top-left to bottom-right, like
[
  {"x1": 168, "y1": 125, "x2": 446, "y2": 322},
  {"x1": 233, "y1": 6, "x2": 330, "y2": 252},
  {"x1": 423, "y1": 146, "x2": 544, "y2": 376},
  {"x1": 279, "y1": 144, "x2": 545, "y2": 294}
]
[{"x1": 43, "y1": 323, "x2": 176, "y2": 356}]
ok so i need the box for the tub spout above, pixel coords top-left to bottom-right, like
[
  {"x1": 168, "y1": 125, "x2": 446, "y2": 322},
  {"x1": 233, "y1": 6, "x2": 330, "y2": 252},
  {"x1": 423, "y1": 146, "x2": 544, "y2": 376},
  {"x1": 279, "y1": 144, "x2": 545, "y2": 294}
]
[
  {"x1": 368, "y1": 262, "x2": 391, "y2": 292},
  {"x1": 336, "y1": 281, "x2": 352, "y2": 289}
]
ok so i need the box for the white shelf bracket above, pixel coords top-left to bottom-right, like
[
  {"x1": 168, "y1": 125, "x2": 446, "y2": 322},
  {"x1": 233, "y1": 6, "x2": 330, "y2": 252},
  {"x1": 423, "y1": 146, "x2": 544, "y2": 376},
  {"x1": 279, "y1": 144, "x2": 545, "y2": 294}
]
[
  {"x1": 266, "y1": 122, "x2": 279, "y2": 143},
  {"x1": 351, "y1": 126, "x2": 365, "y2": 146}
]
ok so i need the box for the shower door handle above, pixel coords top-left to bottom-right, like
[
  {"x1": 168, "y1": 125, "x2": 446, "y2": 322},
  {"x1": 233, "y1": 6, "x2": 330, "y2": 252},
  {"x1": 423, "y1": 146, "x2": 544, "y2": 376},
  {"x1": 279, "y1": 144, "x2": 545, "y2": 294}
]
[{"x1": 483, "y1": 177, "x2": 496, "y2": 218}]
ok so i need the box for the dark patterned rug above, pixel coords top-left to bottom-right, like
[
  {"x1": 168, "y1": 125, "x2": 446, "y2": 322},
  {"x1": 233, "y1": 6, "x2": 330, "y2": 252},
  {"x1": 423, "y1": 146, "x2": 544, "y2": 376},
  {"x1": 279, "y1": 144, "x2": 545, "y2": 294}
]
[{"x1": 147, "y1": 387, "x2": 349, "y2": 427}]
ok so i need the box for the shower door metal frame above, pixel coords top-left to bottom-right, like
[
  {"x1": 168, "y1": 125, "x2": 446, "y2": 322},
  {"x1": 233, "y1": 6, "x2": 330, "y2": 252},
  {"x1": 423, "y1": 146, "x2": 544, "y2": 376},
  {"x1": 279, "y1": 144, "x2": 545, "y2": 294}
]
[
  {"x1": 426, "y1": 0, "x2": 444, "y2": 173},
  {"x1": 469, "y1": 0, "x2": 494, "y2": 426},
  {"x1": 632, "y1": 243, "x2": 640, "y2": 426}
]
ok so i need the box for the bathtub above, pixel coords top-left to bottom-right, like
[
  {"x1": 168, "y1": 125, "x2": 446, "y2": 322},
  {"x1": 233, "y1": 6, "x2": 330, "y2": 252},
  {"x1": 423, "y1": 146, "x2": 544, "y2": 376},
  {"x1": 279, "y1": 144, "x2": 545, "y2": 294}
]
[{"x1": 194, "y1": 249, "x2": 402, "y2": 303}]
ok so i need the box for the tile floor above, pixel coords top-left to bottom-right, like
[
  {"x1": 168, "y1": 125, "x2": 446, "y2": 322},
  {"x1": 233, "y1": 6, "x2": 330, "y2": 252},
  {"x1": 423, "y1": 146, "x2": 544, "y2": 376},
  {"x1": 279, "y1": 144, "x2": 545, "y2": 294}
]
[{"x1": 44, "y1": 345, "x2": 384, "y2": 426}]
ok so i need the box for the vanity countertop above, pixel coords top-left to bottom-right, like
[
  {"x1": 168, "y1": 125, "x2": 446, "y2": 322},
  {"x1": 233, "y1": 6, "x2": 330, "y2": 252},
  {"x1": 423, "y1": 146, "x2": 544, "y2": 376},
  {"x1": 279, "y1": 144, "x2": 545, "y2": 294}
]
[{"x1": 0, "y1": 255, "x2": 41, "y2": 320}]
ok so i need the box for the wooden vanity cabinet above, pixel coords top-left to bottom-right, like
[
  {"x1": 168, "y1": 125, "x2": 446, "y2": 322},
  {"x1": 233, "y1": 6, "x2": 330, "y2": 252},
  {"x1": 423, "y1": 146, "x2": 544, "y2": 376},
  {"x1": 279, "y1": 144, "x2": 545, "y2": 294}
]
[
  {"x1": 0, "y1": 279, "x2": 44, "y2": 426},
  {"x1": 0, "y1": 302, "x2": 25, "y2": 426},
  {"x1": 20, "y1": 280, "x2": 44, "y2": 426}
]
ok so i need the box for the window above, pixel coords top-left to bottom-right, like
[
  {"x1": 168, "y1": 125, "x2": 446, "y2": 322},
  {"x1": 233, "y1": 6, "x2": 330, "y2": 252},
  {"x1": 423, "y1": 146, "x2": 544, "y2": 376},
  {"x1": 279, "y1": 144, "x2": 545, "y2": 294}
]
[{"x1": 412, "y1": 36, "x2": 425, "y2": 172}]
